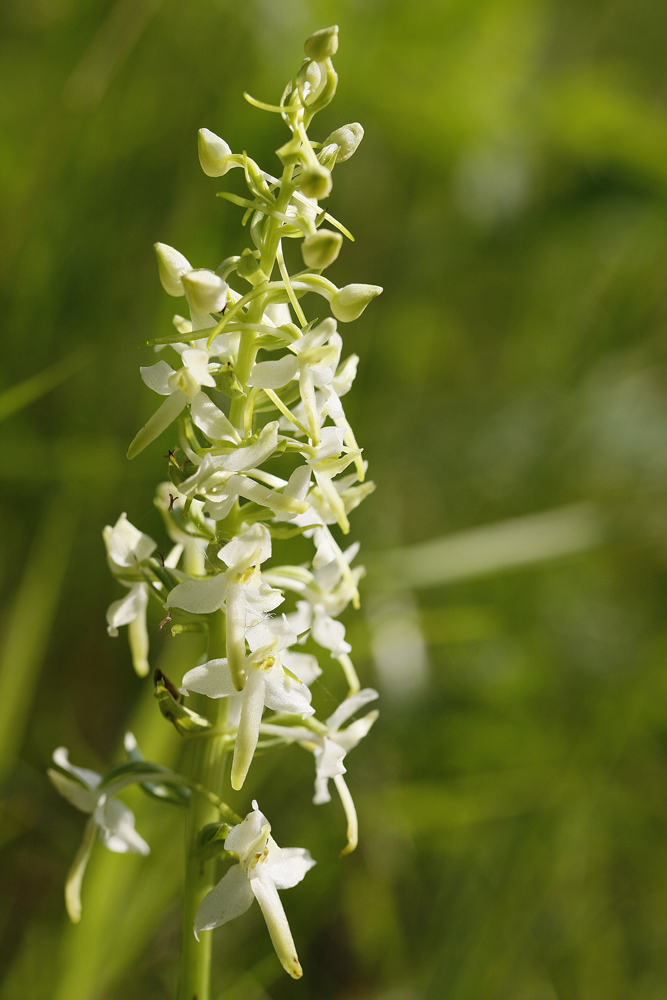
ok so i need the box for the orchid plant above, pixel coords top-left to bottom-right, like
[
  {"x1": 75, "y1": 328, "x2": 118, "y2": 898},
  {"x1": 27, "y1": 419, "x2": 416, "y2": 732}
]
[{"x1": 49, "y1": 25, "x2": 380, "y2": 999}]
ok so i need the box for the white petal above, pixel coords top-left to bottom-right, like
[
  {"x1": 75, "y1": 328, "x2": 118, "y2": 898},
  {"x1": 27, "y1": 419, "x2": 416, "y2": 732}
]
[
  {"x1": 190, "y1": 304, "x2": 216, "y2": 332},
  {"x1": 103, "y1": 513, "x2": 157, "y2": 567},
  {"x1": 315, "y1": 737, "x2": 347, "y2": 783},
  {"x1": 267, "y1": 847, "x2": 316, "y2": 889},
  {"x1": 284, "y1": 465, "x2": 311, "y2": 503},
  {"x1": 281, "y1": 650, "x2": 321, "y2": 686},
  {"x1": 299, "y1": 317, "x2": 337, "y2": 351},
  {"x1": 190, "y1": 393, "x2": 239, "y2": 442},
  {"x1": 247, "y1": 355, "x2": 299, "y2": 389},
  {"x1": 216, "y1": 422, "x2": 279, "y2": 474},
  {"x1": 244, "y1": 581, "x2": 285, "y2": 615},
  {"x1": 250, "y1": 867, "x2": 303, "y2": 979},
  {"x1": 231, "y1": 670, "x2": 266, "y2": 790},
  {"x1": 333, "y1": 773, "x2": 358, "y2": 855},
  {"x1": 219, "y1": 523, "x2": 272, "y2": 569},
  {"x1": 313, "y1": 769, "x2": 331, "y2": 805},
  {"x1": 225, "y1": 580, "x2": 247, "y2": 692},
  {"x1": 224, "y1": 475, "x2": 309, "y2": 516},
  {"x1": 106, "y1": 583, "x2": 146, "y2": 634},
  {"x1": 332, "y1": 353, "x2": 358, "y2": 397},
  {"x1": 65, "y1": 816, "x2": 97, "y2": 923},
  {"x1": 140, "y1": 360, "x2": 176, "y2": 395},
  {"x1": 246, "y1": 615, "x2": 296, "y2": 654},
  {"x1": 181, "y1": 348, "x2": 216, "y2": 388},
  {"x1": 312, "y1": 608, "x2": 350, "y2": 657},
  {"x1": 311, "y1": 526, "x2": 338, "y2": 569},
  {"x1": 225, "y1": 803, "x2": 269, "y2": 857},
  {"x1": 95, "y1": 798, "x2": 150, "y2": 855},
  {"x1": 263, "y1": 302, "x2": 291, "y2": 326},
  {"x1": 311, "y1": 364, "x2": 334, "y2": 388},
  {"x1": 128, "y1": 597, "x2": 150, "y2": 678},
  {"x1": 285, "y1": 601, "x2": 312, "y2": 635},
  {"x1": 263, "y1": 666, "x2": 314, "y2": 717},
  {"x1": 181, "y1": 658, "x2": 237, "y2": 698},
  {"x1": 51, "y1": 748, "x2": 101, "y2": 791},
  {"x1": 310, "y1": 426, "x2": 344, "y2": 461},
  {"x1": 326, "y1": 688, "x2": 379, "y2": 734},
  {"x1": 203, "y1": 495, "x2": 236, "y2": 520},
  {"x1": 166, "y1": 572, "x2": 227, "y2": 614},
  {"x1": 164, "y1": 543, "x2": 184, "y2": 568},
  {"x1": 334, "y1": 710, "x2": 379, "y2": 753},
  {"x1": 47, "y1": 769, "x2": 99, "y2": 813},
  {"x1": 194, "y1": 863, "x2": 254, "y2": 937}
]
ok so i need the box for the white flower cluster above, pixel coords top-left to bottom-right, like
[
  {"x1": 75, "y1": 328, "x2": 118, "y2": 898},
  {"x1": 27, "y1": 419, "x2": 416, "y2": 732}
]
[{"x1": 51, "y1": 25, "x2": 380, "y2": 982}]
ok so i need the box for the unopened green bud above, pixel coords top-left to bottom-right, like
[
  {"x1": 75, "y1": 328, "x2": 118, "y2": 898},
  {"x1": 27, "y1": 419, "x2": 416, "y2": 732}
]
[
  {"x1": 181, "y1": 269, "x2": 228, "y2": 313},
  {"x1": 299, "y1": 163, "x2": 332, "y2": 200},
  {"x1": 304, "y1": 25, "x2": 339, "y2": 61},
  {"x1": 330, "y1": 283, "x2": 383, "y2": 322},
  {"x1": 323, "y1": 123, "x2": 364, "y2": 162},
  {"x1": 198, "y1": 128, "x2": 233, "y2": 177},
  {"x1": 154, "y1": 242, "x2": 191, "y2": 297},
  {"x1": 236, "y1": 248, "x2": 263, "y2": 284},
  {"x1": 302, "y1": 229, "x2": 343, "y2": 269}
]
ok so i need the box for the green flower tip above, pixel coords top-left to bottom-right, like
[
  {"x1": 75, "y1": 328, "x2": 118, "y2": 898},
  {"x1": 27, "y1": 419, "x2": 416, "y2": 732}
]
[
  {"x1": 324, "y1": 123, "x2": 364, "y2": 163},
  {"x1": 298, "y1": 163, "x2": 332, "y2": 200},
  {"x1": 302, "y1": 229, "x2": 343, "y2": 269},
  {"x1": 304, "y1": 25, "x2": 339, "y2": 62},
  {"x1": 154, "y1": 242, "x2": 190, "y2": 297},
  {"x1": 198, "y1": 127, "x2": 233, "y2": 177},
  {"x1": 331, "y1": 283, "x2": 383, "y2": 322}
]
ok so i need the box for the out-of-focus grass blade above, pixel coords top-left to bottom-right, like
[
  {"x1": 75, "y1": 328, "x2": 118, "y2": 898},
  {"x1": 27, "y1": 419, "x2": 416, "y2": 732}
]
[
  {"x1": 0, "y1": 349, "x2": 91, "y2": 424},
  {"x1": 50, "y1": 636, "x2": 199, "y2": 1000},
  {"x1": 0, "y1": 492, "x2": 78, "y2": 786},
  {"x1": 369, "y1": 503, "x2": 604, "y2": 590}
]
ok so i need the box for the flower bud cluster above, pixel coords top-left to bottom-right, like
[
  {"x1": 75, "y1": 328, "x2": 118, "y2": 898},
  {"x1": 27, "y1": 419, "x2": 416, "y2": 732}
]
[{"x1": 53, "y1": 28, "x2": 381, "y2": 982}]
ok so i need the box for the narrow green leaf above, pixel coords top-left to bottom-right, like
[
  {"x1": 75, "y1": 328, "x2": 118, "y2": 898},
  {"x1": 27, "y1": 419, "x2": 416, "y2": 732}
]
[{"x1": 0, "y1": 347, "x2": 91, "y2": 423}]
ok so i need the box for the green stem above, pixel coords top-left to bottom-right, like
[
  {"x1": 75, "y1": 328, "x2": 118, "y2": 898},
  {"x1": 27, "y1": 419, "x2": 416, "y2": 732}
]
[
  {"x1": 177, "y1": 610, "x2": 228, "y2": 1000},
  {"x1": 229, "y1": 164, "x2": 296, "y2": 432}
]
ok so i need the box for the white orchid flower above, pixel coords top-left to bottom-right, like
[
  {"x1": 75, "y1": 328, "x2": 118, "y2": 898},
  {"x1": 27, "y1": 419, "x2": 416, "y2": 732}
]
[
  {"x1": 48, "y1": 747, "x2": 149, "y2": 922},
  {"x1": 167, "y1": 524, "x2": 284, "y2": 693},
  {"x1": 103, "y1": 513, "x2": 160, "y2": 676},
  {"x1": 247, "y1": 318, "x2": 341, "y2": 444},
  {"x1": 126, "y1": 244, "x2": 234, "y2": 460},
  {"x1": 105, "y1": 583, "x2": 150, "y2": 677},
  {"x1": 266, "y1": 528, "x2": 364, "y2": 690},
  {"x1": 128, "y1": 347, "x2": 219, "y2": 461},
  {"x1": 312, "y1": 688, "x2": 378, "y2": 853},
  {"x1": 257, "y1": 688, "x2": 378, "y2": 854},
  {"x1": 194, "y1": 801, "x2": 315, "y2": 979},
  {"x1": 171, "y1": 422, "x2": 309, "y2": 522},
  {"x1": 103, "y1": 512, "x2": 157, "y2": 578},
  {"x1": 182, "y1": 613, "x2": 314, "y2": 790}
]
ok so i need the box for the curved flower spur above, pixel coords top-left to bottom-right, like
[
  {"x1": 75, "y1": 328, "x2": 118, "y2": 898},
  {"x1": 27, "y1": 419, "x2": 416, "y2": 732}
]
[{"x1": 50, "y1": 25, "x2": 381, "y2": 993}]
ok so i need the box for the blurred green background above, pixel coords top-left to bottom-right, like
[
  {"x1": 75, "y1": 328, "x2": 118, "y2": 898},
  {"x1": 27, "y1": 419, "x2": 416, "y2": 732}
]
[{"x1": 2, "y1": 0, "x2": 667, "y2": 997}]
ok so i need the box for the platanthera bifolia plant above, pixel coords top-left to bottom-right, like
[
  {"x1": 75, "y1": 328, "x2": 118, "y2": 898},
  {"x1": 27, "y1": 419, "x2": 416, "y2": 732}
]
[{"x1": 48, "y1": 25, "x2": 381, "y2": 1000}]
